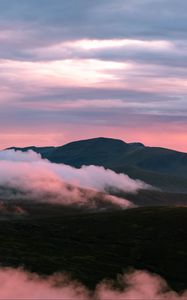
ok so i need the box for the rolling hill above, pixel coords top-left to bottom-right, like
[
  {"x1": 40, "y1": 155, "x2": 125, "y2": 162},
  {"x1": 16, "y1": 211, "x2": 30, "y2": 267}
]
[{"x1": 8, "y1": 137, "x2": 187, "y2": 192}]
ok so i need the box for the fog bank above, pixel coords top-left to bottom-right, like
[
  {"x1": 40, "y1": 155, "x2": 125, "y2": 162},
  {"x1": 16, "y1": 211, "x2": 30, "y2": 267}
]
[{"x1": 0, "y1": 150, "x2": 151, "y2": 209}]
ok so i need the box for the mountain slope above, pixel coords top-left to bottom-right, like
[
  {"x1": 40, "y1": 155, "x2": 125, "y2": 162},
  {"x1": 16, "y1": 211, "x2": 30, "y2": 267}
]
[{"x1": 8, "y1": 137, "x2": 187, "y2": 192}]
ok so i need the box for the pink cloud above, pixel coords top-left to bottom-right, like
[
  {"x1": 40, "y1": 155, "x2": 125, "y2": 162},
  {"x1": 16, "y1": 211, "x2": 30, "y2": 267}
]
[
  {"x1": 0, "y1": 268, "x2": 186, "y2": 299},
  {"x1": 0, "y1": 149, "x2": 145, "y2": 208}
]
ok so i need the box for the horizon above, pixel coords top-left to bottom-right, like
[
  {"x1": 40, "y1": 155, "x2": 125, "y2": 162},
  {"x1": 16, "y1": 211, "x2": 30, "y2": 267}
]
[
  {"x1": 2, "y1": 135, "x2": 187, "y2": 154},
  {"x1": 0, "y1": 0, "x2": 187, "y2": 152}
]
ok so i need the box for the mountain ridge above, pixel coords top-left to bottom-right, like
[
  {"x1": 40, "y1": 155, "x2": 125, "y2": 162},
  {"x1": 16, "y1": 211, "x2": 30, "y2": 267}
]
[
  {"x1": 7, "y1": 137, "x2": 187, "y2": 155},
  {"x1": 5, "y1": 137, "x2": 187, "y2": 192}
]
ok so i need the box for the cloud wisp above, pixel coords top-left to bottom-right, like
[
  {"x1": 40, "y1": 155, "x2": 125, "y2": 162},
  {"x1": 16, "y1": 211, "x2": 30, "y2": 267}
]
[{"x1": 0, "y1": 150, "x2": 151, "y2": 209}]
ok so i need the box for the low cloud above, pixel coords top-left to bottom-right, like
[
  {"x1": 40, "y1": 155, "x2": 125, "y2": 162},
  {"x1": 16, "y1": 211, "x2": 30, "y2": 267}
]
[
  {"x1": 0, "y1": 150, "x2": 151, "y2": 210},
  {"x1": 0, "y1": 267, "x2": 186, "y2": 299}
]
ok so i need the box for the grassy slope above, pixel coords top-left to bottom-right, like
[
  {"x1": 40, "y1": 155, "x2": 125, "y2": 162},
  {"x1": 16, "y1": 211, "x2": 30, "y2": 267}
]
[
  {"x1": 116, "y1": 189, "x2": 187, "y2": 206},
  {"x1": 0, "y1": 203, "x2": 187, "y2": 292}
]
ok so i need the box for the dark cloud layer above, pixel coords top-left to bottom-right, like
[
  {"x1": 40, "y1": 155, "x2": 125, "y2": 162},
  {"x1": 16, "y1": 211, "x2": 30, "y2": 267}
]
[{"x1": 0, "y1": 0, "x2": 187, "y2": 41}]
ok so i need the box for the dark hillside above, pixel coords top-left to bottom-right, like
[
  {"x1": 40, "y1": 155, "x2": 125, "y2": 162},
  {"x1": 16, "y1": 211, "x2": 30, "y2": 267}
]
[{"x1": 0, "y1": 204, "x2": 187, "y2": 292}]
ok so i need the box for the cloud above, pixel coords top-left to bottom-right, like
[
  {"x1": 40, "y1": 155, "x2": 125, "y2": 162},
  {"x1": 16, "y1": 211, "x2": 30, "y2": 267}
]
[
  {"x1": 0, "y1": 267, "x2": 186, "y2": 299},
  {"x1": 0, "y1": 0, "x2": 186, "y2": 152},
  {"x1": 0, "y1": 0, "x2": 187, "y2": 43},
  {"x1": 0, "y1": 267, "x2": 89, "y2": 300},
  {"x1": 0, "y1": 150, "x2": 151, "y2": 209}
]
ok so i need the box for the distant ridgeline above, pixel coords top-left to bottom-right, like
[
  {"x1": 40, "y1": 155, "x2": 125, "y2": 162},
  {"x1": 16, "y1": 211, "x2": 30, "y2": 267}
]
[{"x1": 7, "y1": 137, "x2": 187, "y2": 192}]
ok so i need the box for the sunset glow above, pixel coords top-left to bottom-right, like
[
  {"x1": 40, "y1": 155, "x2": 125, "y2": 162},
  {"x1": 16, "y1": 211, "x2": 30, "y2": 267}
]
[{"x1": 0, "y1": 0, "x2": 186, "y2": 151}]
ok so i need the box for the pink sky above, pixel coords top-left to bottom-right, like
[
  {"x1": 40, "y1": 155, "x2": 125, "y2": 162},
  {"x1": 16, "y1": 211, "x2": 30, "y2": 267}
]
[
  {"x1": 0, "y1": 1, "x2": 187, "y2": 152},
  {"x1": 1, "y1": 123, "x2": 186, "y2": 152}
]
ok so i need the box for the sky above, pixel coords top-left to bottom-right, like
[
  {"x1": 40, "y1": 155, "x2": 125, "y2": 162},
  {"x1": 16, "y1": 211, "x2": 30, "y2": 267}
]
[{"x1": 0, "y1": 0, "x2": 187, "y2": 151}]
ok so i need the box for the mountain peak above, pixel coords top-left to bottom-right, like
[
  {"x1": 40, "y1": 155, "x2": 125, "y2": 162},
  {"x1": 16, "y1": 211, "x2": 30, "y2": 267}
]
[
  {"x1": 61, "y1": 137, "x2": 128, "y2": 147},
  {"x1": 128, "y1": 142, "x2": 145, "y2": 147}
]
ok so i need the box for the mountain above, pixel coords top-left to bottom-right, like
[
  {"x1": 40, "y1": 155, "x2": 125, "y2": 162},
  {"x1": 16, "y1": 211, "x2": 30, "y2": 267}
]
[{"x1": 8, "y1": 137, "x2": 187, "y2": 192}]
